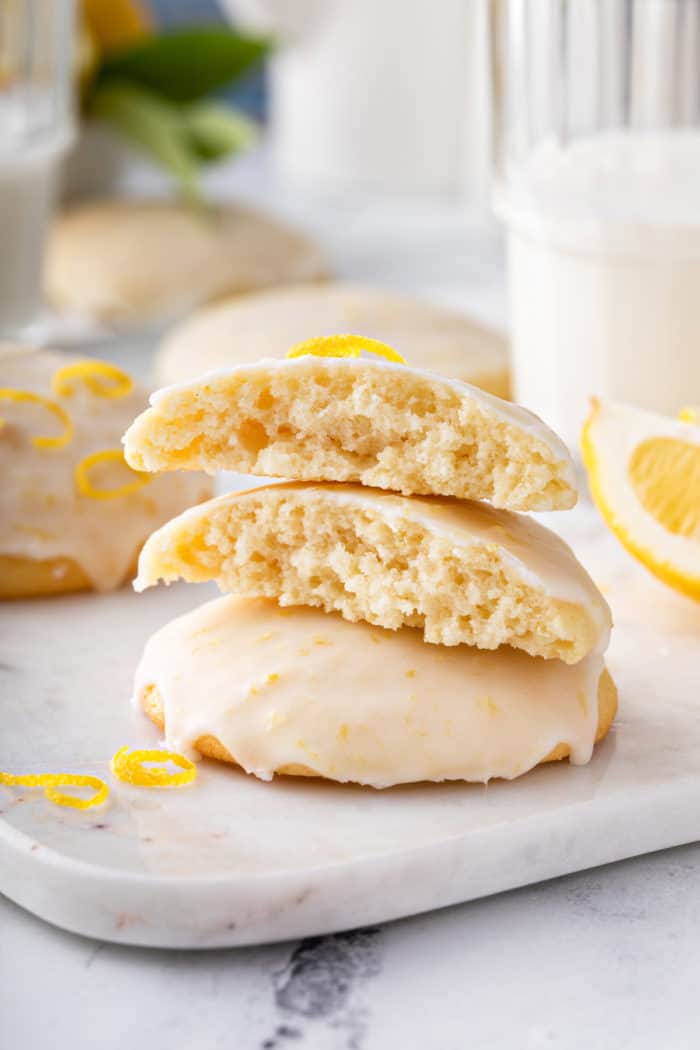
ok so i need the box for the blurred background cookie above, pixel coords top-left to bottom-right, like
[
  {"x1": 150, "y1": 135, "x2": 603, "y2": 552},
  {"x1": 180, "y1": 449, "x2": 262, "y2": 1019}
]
[
  {"x1": 44, "y1": 200, "x2": 328, "y2": 328},
  {"x1": 155, "y1": 282, "x2": 510, "y2": 396},
  {"x1": 0, "y1": 345, "x2": 211, "y2": 598}
]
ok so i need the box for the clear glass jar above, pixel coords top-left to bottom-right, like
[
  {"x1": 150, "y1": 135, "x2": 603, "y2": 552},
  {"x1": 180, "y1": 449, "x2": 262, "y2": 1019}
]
[
  {"x1": 491, "y1": 0, "x2": 700, "y2": 451},
  {"x1": 0, "y1": 0, "x2": 75, "y2": 331}
]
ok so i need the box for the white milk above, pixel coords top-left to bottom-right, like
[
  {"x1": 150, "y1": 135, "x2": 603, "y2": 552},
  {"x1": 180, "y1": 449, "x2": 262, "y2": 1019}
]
[
  {"x1": 498, "y1": 131, "x2": 700, "y2": 451},
  {"x1": 223, "y1": 0, "x2": 491, "y2": 197},
  {"x1": 0, "y1": 93, "x2": 71, "y2": 330}
]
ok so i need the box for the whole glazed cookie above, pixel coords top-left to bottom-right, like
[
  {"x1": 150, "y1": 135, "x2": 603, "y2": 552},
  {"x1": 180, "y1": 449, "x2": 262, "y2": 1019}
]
[
  {"x1": 154, "y1": 282, "x2": 510, "y2": 397},
  {"x1": 134, "y1": 482, "x2": 612, "y2": 663},
  {"x1": 124, "y1": 336, "x2": 577, "y2": 511},
  {"x1": 45, "y1": 200, "x2": 328, "y2": 328},
  {"x1": 0, "y1": 346, "x2": 211, "y2": 598},
  {"x1": 135, "y1": 595, "x2": 617, "y2": 788}
]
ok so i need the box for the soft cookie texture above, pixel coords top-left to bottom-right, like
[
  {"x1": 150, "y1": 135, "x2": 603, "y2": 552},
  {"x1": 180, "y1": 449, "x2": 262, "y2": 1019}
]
[
  {"x1": 0, "y1": 345, "x2": 211, "y2": 597},
  {"x1": 155, "y1": 282, "x2": 510, "y2": 397},
  {"x1": 135, "y1": 482, "x2": 611, "y2": 663},
  {"x1": 45, "y1": 200, "x2": 328, "y2": 327},
  {"x1": 135, "y1": 596, "x2": 617, "y2": 788},
  {"x1": 124, "y1": 356, "x2": 576, "y2": 510}
]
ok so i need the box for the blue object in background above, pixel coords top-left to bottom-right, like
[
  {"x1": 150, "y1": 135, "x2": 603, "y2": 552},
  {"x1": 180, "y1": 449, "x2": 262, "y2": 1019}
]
[
  {"x1": 148, "y1": 0, "x2": 268, "y2": 119},
  {"x1": 148, "y1": 0, "x2": 220, "y2": 19}
]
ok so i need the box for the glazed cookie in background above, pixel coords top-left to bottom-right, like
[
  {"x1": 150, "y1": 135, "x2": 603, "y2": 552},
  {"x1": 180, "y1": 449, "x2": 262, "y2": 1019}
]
[
  {"x1": 0, "y1": 346, "x2": 211, "y2": 598},
  {"x1": 135, "y1": 595, "x2": 617, "y2": 788},
  {"x1": 135, "y1": 482, "x2": 611, "y2": 663},
  {"x1": 44, "y1": 200, "x2": 328, "y2": 328},
  {"x1": 154, "y1": 282, "x2": 510, "y2": 397},
  {"x1": 124, "y1": 345, "x2": 576, "y2": 511}
]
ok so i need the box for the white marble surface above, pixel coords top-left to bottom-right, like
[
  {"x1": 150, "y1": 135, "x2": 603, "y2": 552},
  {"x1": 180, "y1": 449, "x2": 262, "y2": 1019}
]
[
  {"x1": 4, "y1": 842, "x2": 700, "y2": 1050},
  {"x1": 3, "y1": 150, "x2": 700, "y2": 1045},
  {"x1": 3, "y1": 504, "x2": 700, "y2": 952}
]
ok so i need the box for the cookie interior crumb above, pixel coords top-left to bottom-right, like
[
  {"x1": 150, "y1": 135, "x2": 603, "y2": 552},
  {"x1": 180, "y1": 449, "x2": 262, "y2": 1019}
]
[
  {"x1": 136, "y1": 484, "x2": 604, "y2": 662},
  {"x1": 125, "y1": 357, "x2": 576, "y2": 511}
]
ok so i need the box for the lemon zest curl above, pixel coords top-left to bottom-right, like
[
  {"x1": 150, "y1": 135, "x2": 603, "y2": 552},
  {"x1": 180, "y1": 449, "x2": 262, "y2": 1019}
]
[
  {"x1": 0, "y1": 770, "x2": 109, "y2": 810},
  {"x1": 75, "y1": 448, "x2": 152, "y2": 500},
  {"x1": 110, "y1": 747, "x2": 197, "y2": 788},
  {"x1": 0, "y1": 389, "x2": 73, "y2": 449},
  {"x1": 286, "y1": 334, "x2": 406, "y2": 365},
  {"x1": 52, "y1": 360, "x2": 134, "y2": 399}
]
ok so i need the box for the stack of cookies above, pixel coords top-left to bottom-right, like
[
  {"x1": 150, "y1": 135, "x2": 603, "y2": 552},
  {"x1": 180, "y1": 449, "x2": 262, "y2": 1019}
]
[{"x1": 123, "y1": 336, "x2": 615, "y2": 788}]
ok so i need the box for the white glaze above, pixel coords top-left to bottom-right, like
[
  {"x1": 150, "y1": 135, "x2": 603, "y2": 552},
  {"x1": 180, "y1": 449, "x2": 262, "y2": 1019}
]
[
  {"x1": 0, "y1": 345, "x2": 209, "y2": 590},
  {"x1": 133, "y1": 595, "x2": 604, "y2": 788}
]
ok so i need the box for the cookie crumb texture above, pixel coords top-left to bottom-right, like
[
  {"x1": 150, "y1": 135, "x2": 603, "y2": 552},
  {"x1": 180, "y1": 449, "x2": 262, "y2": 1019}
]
[
  {"x1": 125, "y1": 358, "x2": 576, "y2": 511},
  {"x1": 136, "y1": 484, "x2": 605, "y2": 662}
]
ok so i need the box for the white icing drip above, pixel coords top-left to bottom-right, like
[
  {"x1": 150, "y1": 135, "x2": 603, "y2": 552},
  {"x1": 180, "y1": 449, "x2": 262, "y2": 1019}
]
[{"x1": 133, "y1": 596, "x2": 605, "y2": 788}]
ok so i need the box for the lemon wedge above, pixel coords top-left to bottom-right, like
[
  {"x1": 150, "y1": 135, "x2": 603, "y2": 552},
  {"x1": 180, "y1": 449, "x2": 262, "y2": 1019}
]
[{"x1": 582, "y1": 398, "x2": 700, "y2": 600}]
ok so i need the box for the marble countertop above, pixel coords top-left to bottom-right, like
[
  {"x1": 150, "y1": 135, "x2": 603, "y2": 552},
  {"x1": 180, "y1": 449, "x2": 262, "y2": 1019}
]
[
  {"x1": 4, "y1": 843, "x2": 700, "y2": 1050},
  {"x1": 3, "y1": 149, "x2": 699, "y2": 1049}
]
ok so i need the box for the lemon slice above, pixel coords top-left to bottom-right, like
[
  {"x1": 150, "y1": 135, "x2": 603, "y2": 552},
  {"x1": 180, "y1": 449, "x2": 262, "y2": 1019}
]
[{"x1": 582, "y1": 398, "x2": 700, "y2": 600}]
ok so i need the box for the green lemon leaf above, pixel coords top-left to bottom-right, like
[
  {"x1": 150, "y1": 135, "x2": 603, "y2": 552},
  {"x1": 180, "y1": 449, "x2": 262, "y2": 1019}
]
[
  {"x1": 182, "y1": 102, "x2": 257, "y2": 161},
  {"x1": 98, "y1": 27, "x2": 271, "y2": 104},
  {"x1": 90, "y1": 80, "x2": 201, "y2": 200}
]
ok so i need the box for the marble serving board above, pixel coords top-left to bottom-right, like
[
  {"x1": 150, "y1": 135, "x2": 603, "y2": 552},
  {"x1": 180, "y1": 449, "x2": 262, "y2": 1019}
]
[{"x1": 1, "y1": 505, "x2": 699, "y2": 949}]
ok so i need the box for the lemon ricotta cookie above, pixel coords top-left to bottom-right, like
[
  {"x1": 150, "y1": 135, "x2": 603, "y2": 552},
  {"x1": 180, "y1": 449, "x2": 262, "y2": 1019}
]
[
  {"x1": 154, "y1": 282, "x2": 510, "y2": 397},
  {"x1": 124, "y1": 343, "x2": 576, "y2": 511},
  {"x1": 134, "y1": 595, "x2": 617, "y2": 788},
  {"x1": 0, "y1": 346, "x2": 211, "y2": 598},
  {"x1": 127, "y1": 336, "x2": 615, "y2": 786},
  {"x1": 135, "y1": 482, "x2": 611, "y2": 662},
  {"x1": 45, "y1": 200, "x2": 328, "y2": 328}
]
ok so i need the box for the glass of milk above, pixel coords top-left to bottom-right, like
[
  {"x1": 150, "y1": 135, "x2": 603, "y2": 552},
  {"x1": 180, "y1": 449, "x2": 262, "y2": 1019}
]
[
  {"x1": 0, "y1": 0, "x2": 75, "y2": 333},
  {"x1": 492, "y1": 0, "x2": 700, "y2": 451}
]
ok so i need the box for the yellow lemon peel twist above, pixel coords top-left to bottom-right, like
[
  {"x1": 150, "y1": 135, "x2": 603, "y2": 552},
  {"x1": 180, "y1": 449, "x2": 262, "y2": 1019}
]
[
  {"x1": 52, "y1": 360, "x2": 134, "y2": 400},
  {"x1": 679, "y1": 406, "x2": 700, "y2": 424},
  {"x1": 286, "y1": 334, "x2": 406, "y2": 365},
  {"x1": 0, "y1": 389, "x2": 73, "y2": 449},
  {"x1": 110, "y1": 747, "x2": 197, "y2": 788},
  {"x1": 75, "y1": 448, "x2": 152, "y2": 500},
  {"x1": 0, "y1": 770, "x2": 109, "y2": 810}
]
